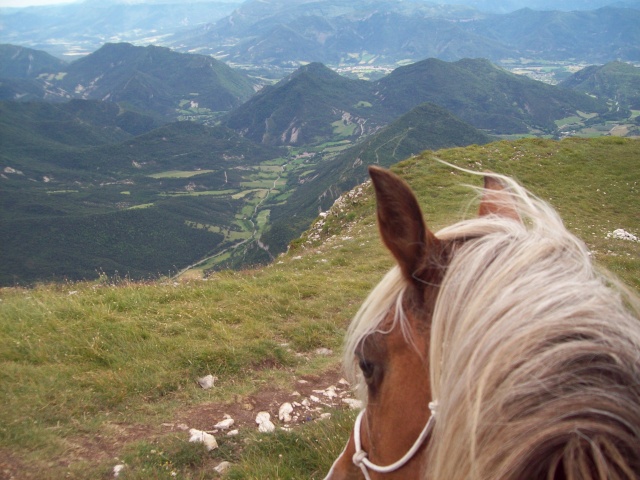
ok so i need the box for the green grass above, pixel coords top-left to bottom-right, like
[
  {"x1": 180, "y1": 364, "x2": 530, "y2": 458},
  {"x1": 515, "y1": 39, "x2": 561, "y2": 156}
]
[
  {"x1": 0, "y1": 137, "x2": 638, "y2": 478},
  {"x1": 331, "y1": 119, "x2": 357, "y2": 137},
  {"x1": 224, "y1": 409, "x2": 356, "y2": 479}
]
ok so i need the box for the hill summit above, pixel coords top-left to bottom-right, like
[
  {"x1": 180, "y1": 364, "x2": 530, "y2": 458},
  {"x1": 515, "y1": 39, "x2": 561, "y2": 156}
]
[{"x1": 54, "y1": 43, "x2": 256, "y2": 120}]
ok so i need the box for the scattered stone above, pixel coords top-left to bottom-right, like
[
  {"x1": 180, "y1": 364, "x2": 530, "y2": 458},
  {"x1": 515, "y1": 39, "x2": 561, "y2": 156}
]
[
  {"x1": 214, "y1": 416, "x2": 234, "y2": 430},
  {"x1": 197, "y1": 374, "x2": 216, "y2": 389},
  {"x1": 314, "y1": 347, "x2": 333, "y2": 356},
  {"x1": 319, "y1": 413, "x2": 332, "y2": 420},
  {"x1": 214, "y1": 461, "x2": 232, "y2": 474},
  {"x1": 255, "y1": 411, "x2": 275, "y2": 433},
  {"x1": 323, "y1": 386, "x2": 338, "y2": 399},
  {"x1": 113, "y1": 464, "x2": 125, "y2": 478},
  {"x1": 607, "y1": 229, "x2": 639, "y2": 242},
  {"x1": 342, "y1": 398, "x2": 363, "y2": 410},
  {"x1": 227, "y1": 429, "x2": 239, "y2": 436},
  {"x1": 310, "y1": 395, "x2": 321, "y2": 403},
  {"x1": 188, "y1": 428, "x2": 218, "y2": 451},
  {"x1": 278, "y1": 402, "x2": 294, "y2": 423},
  {"x1": 338, "y1": 378, "x2": 349, "y2": 386}
]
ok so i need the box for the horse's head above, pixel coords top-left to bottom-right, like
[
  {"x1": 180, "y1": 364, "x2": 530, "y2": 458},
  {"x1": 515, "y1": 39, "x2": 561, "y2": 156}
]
[
  {"x1": 325, "y1": 166, "x2": 517, "y2": 480},
  {"x1": 327, "y1": 165, "x2": 640, "y2": 480}
]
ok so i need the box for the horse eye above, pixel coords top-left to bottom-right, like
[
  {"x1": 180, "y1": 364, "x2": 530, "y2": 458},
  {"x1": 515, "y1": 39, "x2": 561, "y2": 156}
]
[{"x1": 359, "y1": 359, "x2": 375, "y2": 380}]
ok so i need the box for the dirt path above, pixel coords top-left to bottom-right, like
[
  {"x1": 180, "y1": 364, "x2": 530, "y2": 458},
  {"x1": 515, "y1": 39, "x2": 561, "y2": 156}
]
[{"x1": 175, "y1": 366, "x2": 356, "y2": 436}]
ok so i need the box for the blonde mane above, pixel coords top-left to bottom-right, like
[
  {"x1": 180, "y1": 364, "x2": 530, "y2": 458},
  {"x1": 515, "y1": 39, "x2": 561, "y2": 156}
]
[{"x1": 344, "y1": 172, "x2": 640, "y2": 479}]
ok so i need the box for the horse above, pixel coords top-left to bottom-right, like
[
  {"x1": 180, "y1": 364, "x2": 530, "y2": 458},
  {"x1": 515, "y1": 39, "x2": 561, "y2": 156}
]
[{"x1": 324, "y1": 165, "x2": 640, "y2": 480}]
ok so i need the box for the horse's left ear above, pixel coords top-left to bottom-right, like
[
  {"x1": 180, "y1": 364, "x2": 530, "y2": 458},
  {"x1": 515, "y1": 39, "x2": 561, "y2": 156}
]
[
  {"x1": 478, "y1": 176, "x2": 521, "y2": 222},
  {"x1": 369, "y1": 166, "x2": 442, "y2": 282}
]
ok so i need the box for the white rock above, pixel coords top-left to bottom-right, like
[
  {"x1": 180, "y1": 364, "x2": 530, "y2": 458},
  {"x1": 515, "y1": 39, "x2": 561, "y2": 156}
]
[
  {"x1": 319, "y1": 413, "x2": 332, "y2": 420},
  {"x1": 323, "y1": 386, "x2": 338, "y2": 398},
  {"x1": 279, "y1": 402, "x2": 294, "y2": 422},
  {"x1": 197, "y1": 374, "x2": 215, "y2": 389},
  {"x1": 255, "y1": 411, "x2": 275, "y2": 432},
  {"x1": 310, "y1": 395, "x2": 321, "y2": 403},
  {"x1": 214, "y1": 417, "x2": 235, "y2": 430},
  {"x1": 188, "y1": 428, "x2": 218, "y2": 451},
  {"x1": 301, "y1": 398, "x2": 311, "y2": 407},
  {"x1": 113, "y1": 464, "x2": 125, "y2": 478},
  {"x1": 338, "y1": 378, "x2": 349, "y2": 386},
  {"x1": 227, "y1": 429, "x2": 239, "y2": 436},
  {"x1": 258, "y1": 419, "x2": 275, "y2": 433},
  {"x1": 214, "y1": 461, "x2": 232, "y2": 474},
  {"x1": 607, "y1": 229, "x2": 639, "y2": 242},
  {"x1": 255, "y1": 411, "x2": 271, "y2": 424}
]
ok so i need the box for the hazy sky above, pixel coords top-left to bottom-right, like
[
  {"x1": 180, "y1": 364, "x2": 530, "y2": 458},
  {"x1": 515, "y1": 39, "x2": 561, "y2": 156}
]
[
  {"x1": 0, "y1": 0, "x2": 238, "y2": 5},
  {"x1": 0, "y1": 0, "x2": 76, "y2": 6}
]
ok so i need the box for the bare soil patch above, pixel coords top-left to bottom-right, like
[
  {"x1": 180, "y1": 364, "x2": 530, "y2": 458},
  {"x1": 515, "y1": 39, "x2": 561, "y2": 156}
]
[{"x1": 0, "y1": 367, "x2": 356, "y2": 479}]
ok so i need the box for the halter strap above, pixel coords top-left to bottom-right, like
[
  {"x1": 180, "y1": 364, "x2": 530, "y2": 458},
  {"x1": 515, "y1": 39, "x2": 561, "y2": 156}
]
[{"x1": 352, "y1": 400, "x2": 438, "y2": 480}]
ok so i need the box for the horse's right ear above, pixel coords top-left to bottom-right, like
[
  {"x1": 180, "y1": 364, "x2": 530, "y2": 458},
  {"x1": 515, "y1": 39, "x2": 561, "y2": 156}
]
[
  {"x1": 479, "y1": 176, "x2": 521, "y2": 222},
  {"x1": 369, "y1": 166, "x2": 441, "y2": 282}
]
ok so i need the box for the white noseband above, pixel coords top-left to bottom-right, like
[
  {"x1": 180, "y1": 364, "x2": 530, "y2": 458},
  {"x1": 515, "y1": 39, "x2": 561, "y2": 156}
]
[{"x1": 351, "y1": 400, "x2": 438, "y2": 480}]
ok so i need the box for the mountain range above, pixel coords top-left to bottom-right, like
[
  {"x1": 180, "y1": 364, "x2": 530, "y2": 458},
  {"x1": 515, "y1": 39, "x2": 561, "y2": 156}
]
[
  {"x1": 2, "y1": 0, "x2": 639, "y2": 67},
  {"x1": 223, "y1": 58, "x2": 608, "y2": 145},
  {"x1": 0, "y1": 1, "x2": 240, "y2": 58},
  {"x1": 168, "y1": 2, "x2": 640, "y2": 67},
  {"x1": 0, "y1": 36, "x2": 638, "y2": 284}
]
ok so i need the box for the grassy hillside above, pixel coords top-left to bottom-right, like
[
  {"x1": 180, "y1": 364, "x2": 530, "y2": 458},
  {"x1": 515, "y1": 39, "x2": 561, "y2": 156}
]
[
  {"x1": 560, "y1": 61, "x2": 640, "y2": 110},
  {"x1": 0, "y1": 137, "x2": 638, "y2": 479}
]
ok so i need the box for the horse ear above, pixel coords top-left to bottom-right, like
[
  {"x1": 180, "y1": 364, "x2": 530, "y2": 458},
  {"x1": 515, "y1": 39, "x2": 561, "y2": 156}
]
[
  {"x1": 478, "y1": 176, "x2": 521, "y2": 222},
  {"x1": 369, "y1": 166, "x2": 440, "y2": 281}
]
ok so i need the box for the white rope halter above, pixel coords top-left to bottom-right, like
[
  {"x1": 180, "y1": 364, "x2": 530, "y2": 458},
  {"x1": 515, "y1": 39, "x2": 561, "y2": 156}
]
[{"x1": 351, "y1": 400, "x2": 438, "y2": 480}]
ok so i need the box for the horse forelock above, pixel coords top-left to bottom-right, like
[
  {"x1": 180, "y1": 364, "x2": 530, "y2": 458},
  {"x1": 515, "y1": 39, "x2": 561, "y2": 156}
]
[{"x1": 343, "y1": 265, "x2": 413, "y2": 402}]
